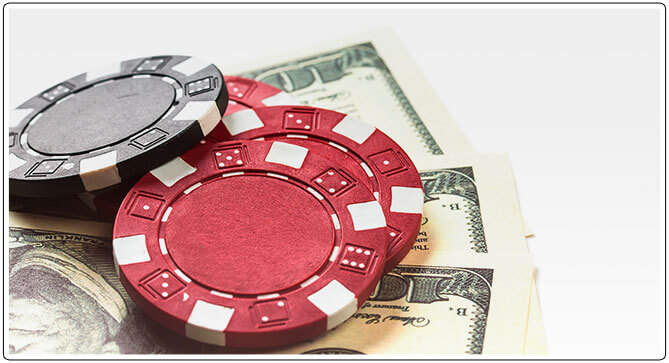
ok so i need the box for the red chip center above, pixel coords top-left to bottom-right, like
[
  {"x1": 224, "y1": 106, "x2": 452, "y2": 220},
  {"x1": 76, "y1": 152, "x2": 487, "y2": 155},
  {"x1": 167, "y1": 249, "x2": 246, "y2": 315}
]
[{"x1": 163, "y1": 175, "x2": 335, "y2": 296}]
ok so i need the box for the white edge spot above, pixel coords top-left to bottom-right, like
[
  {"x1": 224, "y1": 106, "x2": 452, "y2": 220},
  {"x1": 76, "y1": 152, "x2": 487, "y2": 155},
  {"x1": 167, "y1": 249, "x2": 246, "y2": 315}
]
[
  {"x1": 331, "y1": 115, "x2": 376, "y2": 144},
  {"x1": 172, "y1": 57, "x2": 210, "y2": 76},
  {"x1": 347, "y1": 201, "x2": 387, "y2": 231},
  {"x1": 300, "y1": 275, "x2": 320, "y2": 288},
  {"x1": 257, "y1": 293, "x2": 280, "y2": 300},
  {"x1": 265, "y1": 142, "x2": 308, "y2": 169},
  {"x1": 266, "y1": 172, "x2": 289, "y2": 180},
  {"x1": 174, "y1": 269, "x2": 192, "y2": 283},
  {"x1": 222, "y1": 171, "x2": 244, "y2": 178},
  {"x1": 390, "y1": 186, "x2": 424, "y2": 214},
  {"x1": 222, "y1": 109, "x2": 265, "y2": 136},
  {"x1": 328, "y1": 141, "x2": 348, "y2": 152},
  {"x1": 211, "y1": 290, "x2": 233, "y2": 299},
  {"x1": 307, "y1": 280, "x2": 358, "y2": 330},
  {"x1": 158, "y1": 238, "x2": 168, "y2": 255},
  {"x1": 112, "y1": 235, "x2": 150, "y2": 265},
  {"x1": 8, "y1": 154, "x2": 26, "y2": 172},
  {"x1": 150, "y1": 157, "x2": 196, "y2": 187},
  {"x1": 307, "y1": 187, "x2": 324, "y2": 200},
  {"x1": 331, "y1": 214, "x2": 341, "y2": 230},
  {"x1": 261, "y1": 91, "x2": 298, "y2": 106},
  {"x1": 161, "y1": 207, "x2": 173, "y2": 222},
  {"x1": 329, "y1": 246, "x2": 341, "y2": 262},
  {"x1": 183, "y1": 182, "x2": 202, "y2": 194},
  {"x1": 173, "y1": 101, "x2": 221, "y2": 137},
  {"x1": 79, "y1": 150, "x2": 121, "y2": 191},
  {"x1": 286, "y1": 134, "x2": 308, "y2": 139},
  {"x1": 10, "y1": 108, "x2": 33, "y2": 128},
  {"x1": 185, "y1": 300, "x2": 234, "y2": 346},
  {"x1": 360, "y1": 162, "x2": 374, "y2": 177},
  {"x1": 85, "y1": 62, "x2": 121, "y2": 82}
]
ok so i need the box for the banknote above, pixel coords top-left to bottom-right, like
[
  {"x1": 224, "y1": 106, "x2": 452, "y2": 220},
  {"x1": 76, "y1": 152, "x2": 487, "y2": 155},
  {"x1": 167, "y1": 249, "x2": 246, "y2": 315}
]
[
  {"x1": 6, "y1": 212, "x2": 533, "y2": 356},
  {"x1": 263, "y1": 252, "x2": 533, "y2": 355},
  {"x1": 414, "y1": 153, "x2": 528, "y2": 255},
  {"x1": 7, "y1": 212, "x2": 230, "y2": 355},
  {"x1": 524, "y1": 278, "x2": 549, "y2": 354},
  {"x1": 225, "y1": 28, "x2": 475, "y2": 159}
]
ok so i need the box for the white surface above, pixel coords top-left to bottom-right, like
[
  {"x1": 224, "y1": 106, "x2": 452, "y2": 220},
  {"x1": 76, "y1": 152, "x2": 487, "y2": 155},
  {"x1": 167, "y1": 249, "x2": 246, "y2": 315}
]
[{"x1": 4, "y1": 4, "x2": 664, "y2": 358}]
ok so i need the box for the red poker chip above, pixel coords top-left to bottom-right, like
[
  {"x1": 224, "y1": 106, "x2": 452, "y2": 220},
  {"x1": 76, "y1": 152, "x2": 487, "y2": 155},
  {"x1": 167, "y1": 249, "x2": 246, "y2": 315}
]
[
  {"x1": 207, "y1": 76, "x2": 297, "y2": 142},
  {"x1": 211, "y1": 106, "x2": 424, "y2": 272},
  {"x1": 113, "y1": 140, "x2": 388, "y2": 348}
]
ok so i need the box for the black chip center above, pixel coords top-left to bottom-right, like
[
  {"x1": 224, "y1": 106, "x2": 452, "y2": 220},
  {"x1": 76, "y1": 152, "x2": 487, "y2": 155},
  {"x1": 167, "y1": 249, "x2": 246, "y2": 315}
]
[{"x1": 26, "y1": 76, "x2": 176, "y2": 155}]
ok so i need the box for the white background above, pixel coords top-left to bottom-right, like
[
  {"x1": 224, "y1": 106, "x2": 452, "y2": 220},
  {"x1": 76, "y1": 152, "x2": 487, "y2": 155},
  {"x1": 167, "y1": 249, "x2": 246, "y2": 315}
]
[{"x1": 4, "y1": 4, "x2": 665, "y2": 358}]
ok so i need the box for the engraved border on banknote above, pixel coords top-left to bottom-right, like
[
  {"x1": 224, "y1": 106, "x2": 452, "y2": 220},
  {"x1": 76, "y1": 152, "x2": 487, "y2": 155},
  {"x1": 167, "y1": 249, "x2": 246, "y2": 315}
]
[
  {"x1": 420, "y1": 167, "x2": 487, "y2": 253},
  {"x1": 372, "y1": 264, "x2": 493, "y2": 354},
  {"x1": 238, "y1": 42, "x2": 444, "y2": 155}
]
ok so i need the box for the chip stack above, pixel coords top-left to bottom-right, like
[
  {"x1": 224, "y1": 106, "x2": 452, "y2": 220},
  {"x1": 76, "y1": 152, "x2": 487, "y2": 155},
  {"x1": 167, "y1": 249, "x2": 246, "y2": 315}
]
[{"x1": 8, "y1": 55, "x2": 424, "y2": 348}]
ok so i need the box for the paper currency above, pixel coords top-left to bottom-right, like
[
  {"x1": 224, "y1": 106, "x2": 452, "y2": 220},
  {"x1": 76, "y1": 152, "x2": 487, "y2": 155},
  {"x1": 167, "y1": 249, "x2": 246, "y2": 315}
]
[
  {"x1": 7, "y1": 212, "x2": 228, "y2": 355},
  {"x1": 414, "y1": 153, "x2": 528, "y2": 255},
  {"x1": 7, "y1": 28, "x2": 544, "y2": 355},
  {"x1": 263, "y1": 252, "x2": 533, "y2": 355},
  {"x1": 225, "y1": 28, "x2": 475, "y2": 159}
]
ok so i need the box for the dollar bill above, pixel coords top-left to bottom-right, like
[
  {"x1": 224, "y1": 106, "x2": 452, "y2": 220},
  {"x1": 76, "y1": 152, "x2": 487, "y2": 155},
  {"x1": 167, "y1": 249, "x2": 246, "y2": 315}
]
[
  {"x1": 262, "y1": 252, "x2": 533, "y2": 355},
  {"x1": 524, "y1": 278, "x2": 549, "y2": 354},
  {"x1": 7, "y1": 212, "x2": 230, "y2": 355},
  {"x1": 224, "y1": 28, "x2": 475, "y2": 159},
  {"x1": 413, "y1": 153, "x2": 528, "y2": 255}
]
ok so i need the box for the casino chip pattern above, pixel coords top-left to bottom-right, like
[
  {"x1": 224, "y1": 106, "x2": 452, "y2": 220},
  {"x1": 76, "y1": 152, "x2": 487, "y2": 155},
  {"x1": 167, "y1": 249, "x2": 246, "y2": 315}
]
[
  {"x1": 214, "y1": 106, "x2": 424, "y2": 272},
  {"x1": 113, "y1": 140, "x2": 388, "y2": 347},
  {"x1": 9, "y1": 55, "x2": 228, "y2": 198}
]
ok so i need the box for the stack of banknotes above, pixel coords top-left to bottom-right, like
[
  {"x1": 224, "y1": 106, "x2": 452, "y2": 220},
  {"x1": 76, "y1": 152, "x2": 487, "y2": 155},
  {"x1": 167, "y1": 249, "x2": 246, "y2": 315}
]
[{"x1": 8, "y1": 28, "x2": 547, "y2": 355}]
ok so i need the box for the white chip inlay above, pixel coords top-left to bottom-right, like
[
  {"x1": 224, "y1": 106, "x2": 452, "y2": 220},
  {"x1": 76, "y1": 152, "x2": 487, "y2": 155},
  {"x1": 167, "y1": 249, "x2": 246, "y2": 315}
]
[
  {"x1": 158, "y1": 238, "x2": 168, "y2": 255},
  {"x1": 330, "y1": 214, "x2": 341, "y2": 230},
  {"x1": 185, "y1": 300, "x2": 234, "y2": 346},
  {"x1": 10, "y1": 108, "x2": 33, "y2": 128},
  {"x1": 261, "y1": 91, "x2": 298, "y2": 106},
  {"x1": 80, "y1": 150, "x2": 121, "y2": 191},
  {"x1": 162, "y1": 206, "x2": 173, "y2": 222},
  {"x1": 211, "y1": 290, "x2": 233, "y2": 299},
  {"x1": 347, "y1": 201, "x2": 387, "y2": 231},
  {"x1": 257, "y1": 293, "x2": 280, "y2": 300},
  {"x1": 266, "y1": 172, "x2": 289, "y2": 180},
  {"x1": 265, "y1": 142, "x2": 308, "y2": 169},
  {"x1": 172, "y1": 57, "x2": 209, "y2": 76},
  {"x1": 183, "y1": 182, "x2": 203, "y2": 194},
  {"x1": 329, "y1": 246, "x2": 341, "y2": 262},
  {"x1": 174, "y1": 269, "x2": 192, "y2": 283},
  {"x1": 150, "y1": 157, "x2": 196, "y2": 187},
  {"x1": 331, "y1": 116, "x2": 375, "y2": 144},
  {"x1": 113, "y1": 235, "x2": 151, "y2": 265},
  {"x1": 390, "y1": 186, "x2": 424, "y2": 214},
  {"x1": 300, "y1": 275, "x2": 320, "y2": 288},
  {"x1": 360, "y1": 162, "x2": 374, "y2": 177},
  {"x1": 8, "y1": 154, "x2": 26, "y2": 172},
  {"x1": 85, "y1": 62, "x2": 121, "y2": 82},
  {"x1": 307, "y1": 187, "x2": 324, "y2": 200},
  {"x1": 173, "y1": 101, "x2": 221, "y2": 136},
  {"x1": 307, "y1": 280, "x2": 358, "y2": 330},
  {"x1": 328, "y1": 141, "x2": 348, "y2": 152},
  {"x1": 222, "y1": 109, "x2": 264, "y2": 136}
]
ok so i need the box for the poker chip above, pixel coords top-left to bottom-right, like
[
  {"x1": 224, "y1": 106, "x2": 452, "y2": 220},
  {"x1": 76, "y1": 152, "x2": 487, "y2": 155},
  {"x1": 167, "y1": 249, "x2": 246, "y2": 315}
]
[
  {"x1": 213, "y1": 106, "x2": 424, "y2": 272},
  {"x1": 224, "y1": 75, "x2": 297, "y2": 115},
  {"x1": 206, "y1": 76, "x2": 297, "y2": 141},
  {"x1": 9, "y1": 55, "x2": 228, "y2": 198},
  {"x1": 113, "y1": 140, "x2": 388, "y2": 348}
]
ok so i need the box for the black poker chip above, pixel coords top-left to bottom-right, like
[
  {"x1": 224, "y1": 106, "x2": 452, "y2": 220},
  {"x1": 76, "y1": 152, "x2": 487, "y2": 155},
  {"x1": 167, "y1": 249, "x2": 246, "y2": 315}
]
[{"x1": 8, "y1": 55, "x2": 228, "y2": 198}]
